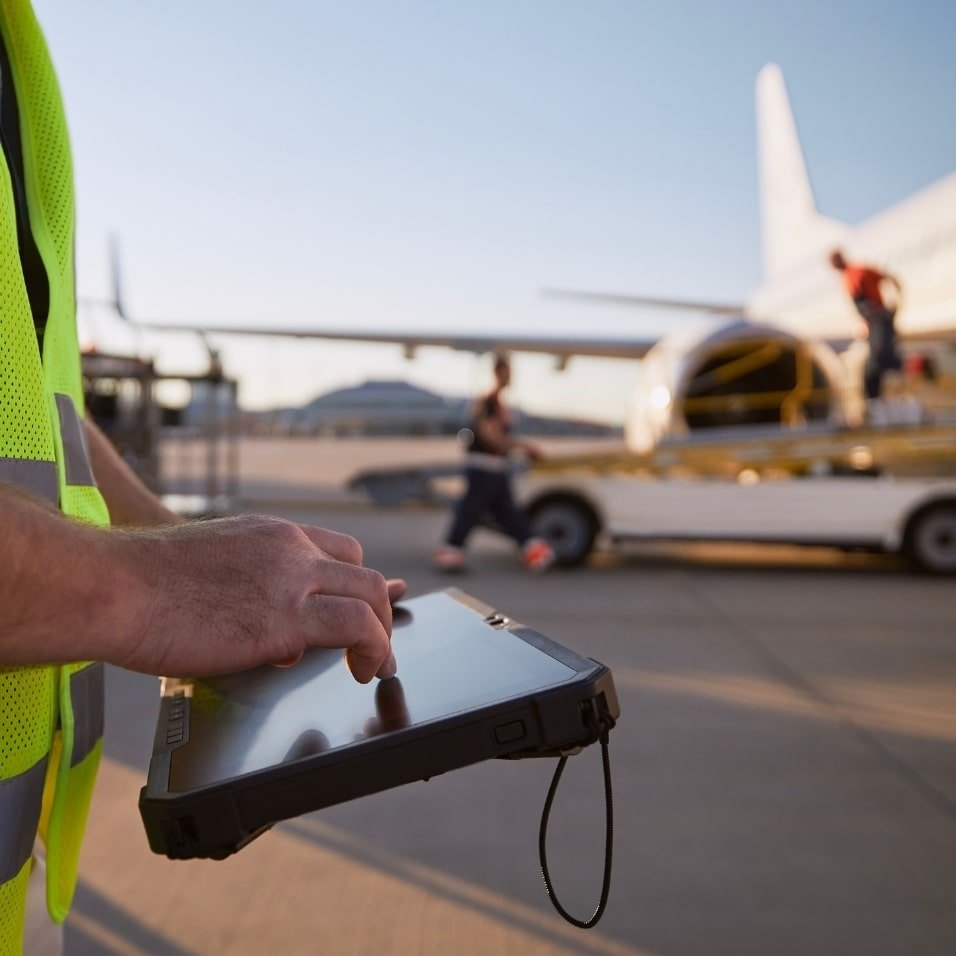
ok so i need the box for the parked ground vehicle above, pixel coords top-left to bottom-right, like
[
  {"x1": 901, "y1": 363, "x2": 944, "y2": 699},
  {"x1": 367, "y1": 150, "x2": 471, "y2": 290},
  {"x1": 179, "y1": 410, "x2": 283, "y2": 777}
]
[
  {"x1": 520, "y1": 470, "x2": 956, "y2": 574},
  {"x1": 351, "y1": 421, "x2": 956, "y2": 574},
  {"x1": 518, "y1": 421, "x2": 956, "y2": 573}
]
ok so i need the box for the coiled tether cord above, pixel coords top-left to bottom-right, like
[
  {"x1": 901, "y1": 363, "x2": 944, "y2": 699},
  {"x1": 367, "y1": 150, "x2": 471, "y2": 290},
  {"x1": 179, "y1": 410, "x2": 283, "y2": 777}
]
[{"x1": 539, "y1": 711, "x2": 616, "y2": 929}]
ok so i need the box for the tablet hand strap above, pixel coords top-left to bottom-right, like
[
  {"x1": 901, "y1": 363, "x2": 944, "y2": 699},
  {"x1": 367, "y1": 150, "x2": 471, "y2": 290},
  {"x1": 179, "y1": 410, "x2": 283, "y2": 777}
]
[{"x1": 538, "y1": 711, "x2": 615, "y2": 929}]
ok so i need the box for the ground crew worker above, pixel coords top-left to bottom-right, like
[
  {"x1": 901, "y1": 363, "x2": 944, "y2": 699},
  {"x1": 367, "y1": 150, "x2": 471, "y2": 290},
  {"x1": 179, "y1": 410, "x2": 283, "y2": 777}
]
[
  {"x1": 0, "y1": 3, "x2": 402, "y2": 952},
  {"x1": 829, "y1": 249, "x2": 903, "y2": 400},
  {"x1": 433, "y1": 354, "x2": 554, "y2": 572}
]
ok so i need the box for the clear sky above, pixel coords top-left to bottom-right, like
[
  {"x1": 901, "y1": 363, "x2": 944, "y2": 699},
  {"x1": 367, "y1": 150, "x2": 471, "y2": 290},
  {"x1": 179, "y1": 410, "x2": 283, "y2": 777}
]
[{"x1": 35, "y1": 0, "x2": 956, "y2": 423}]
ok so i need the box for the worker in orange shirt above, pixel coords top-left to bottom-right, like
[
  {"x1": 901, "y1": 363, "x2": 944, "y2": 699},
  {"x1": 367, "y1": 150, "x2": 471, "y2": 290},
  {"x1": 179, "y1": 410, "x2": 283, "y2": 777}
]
[{"x1": 829, "y1": 249, "x2": 903, "y2": 400}]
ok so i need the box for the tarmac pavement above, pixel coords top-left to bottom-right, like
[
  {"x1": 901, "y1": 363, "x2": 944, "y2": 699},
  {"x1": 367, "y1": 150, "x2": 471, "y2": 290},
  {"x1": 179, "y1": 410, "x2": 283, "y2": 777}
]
[{"x1": 65, "y1": 503, "x2": 956, "y2": 955}]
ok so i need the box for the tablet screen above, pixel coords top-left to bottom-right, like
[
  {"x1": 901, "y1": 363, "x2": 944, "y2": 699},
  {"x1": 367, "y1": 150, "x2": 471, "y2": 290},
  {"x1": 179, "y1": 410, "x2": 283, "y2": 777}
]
[{"x1": 168, "y1": 592, "x2": 576, "y2": 791}]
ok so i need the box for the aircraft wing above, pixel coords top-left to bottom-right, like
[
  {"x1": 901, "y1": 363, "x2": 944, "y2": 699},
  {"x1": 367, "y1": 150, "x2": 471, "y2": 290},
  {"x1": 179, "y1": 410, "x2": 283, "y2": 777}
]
[
  {"x1": 543, "y1": 288, "x2": 746, "y2": 315},
  {"x1": 85, "y1": 242, "x2": 660, "y2": 360},
  {"x1": 115, "y1": 316, "x2": 659, "y2": 360}
]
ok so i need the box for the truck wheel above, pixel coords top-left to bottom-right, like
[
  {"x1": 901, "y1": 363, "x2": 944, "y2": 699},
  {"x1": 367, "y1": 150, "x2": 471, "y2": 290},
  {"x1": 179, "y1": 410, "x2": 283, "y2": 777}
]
[
  {"x1": 529, "y1": 497, "x2": 598, "y2": 566},
  {"x1": 904, "y1": 503, "x2": 956, "y2": 575}
]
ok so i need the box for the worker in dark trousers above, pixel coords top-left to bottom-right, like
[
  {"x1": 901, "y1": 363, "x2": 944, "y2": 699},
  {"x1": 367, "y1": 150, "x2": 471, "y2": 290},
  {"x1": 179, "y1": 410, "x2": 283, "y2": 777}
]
[
  {"x1": 830, "y1": 249, "x2": 903, "y2": 401},
  {"x1": 433, "y1": 354, "x2": 554, "y2": 573}
]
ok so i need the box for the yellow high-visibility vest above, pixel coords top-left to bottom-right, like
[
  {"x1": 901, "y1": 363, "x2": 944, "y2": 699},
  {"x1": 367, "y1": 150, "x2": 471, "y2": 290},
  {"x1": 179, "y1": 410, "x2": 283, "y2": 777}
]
[{"x1": 0, "y1": 0, "x2": 109, "y2": 950}]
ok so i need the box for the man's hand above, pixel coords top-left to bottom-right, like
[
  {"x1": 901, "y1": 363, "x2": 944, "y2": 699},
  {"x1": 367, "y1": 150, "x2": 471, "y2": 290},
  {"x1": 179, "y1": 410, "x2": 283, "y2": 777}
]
[
  {"x1": 111, "y1": 516, "x2": 401, "y2": 681},
  {"x1": 0, "y1": 485, "x2": 405, "y2": 685},
  {"x1": 274, "y1": 577, "x2": 406, "y2": 669}
]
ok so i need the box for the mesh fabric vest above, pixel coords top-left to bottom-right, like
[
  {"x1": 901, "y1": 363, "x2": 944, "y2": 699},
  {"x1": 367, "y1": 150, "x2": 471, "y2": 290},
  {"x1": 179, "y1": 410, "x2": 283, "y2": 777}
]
[{"x1": 0, "y1": 0, "x2": 108, "y2": 950}]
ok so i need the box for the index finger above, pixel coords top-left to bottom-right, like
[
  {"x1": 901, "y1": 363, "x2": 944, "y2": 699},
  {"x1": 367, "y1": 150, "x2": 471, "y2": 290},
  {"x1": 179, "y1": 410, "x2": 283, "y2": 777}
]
[
  {"x1": 297, "y1": 525, "x2": 363, "y2": 565},
  {"x1": 300, "y1": 595, "x2": 391, "y2": 683}
]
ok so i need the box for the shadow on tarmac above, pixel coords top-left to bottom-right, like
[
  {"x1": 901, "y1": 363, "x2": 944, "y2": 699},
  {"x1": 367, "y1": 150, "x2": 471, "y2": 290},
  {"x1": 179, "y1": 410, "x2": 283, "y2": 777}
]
[
  {"x1": 588, "y1": 541, "x2": 909, "y2": 577},
  {"x1": 66, "y1": 879, "x2": 191, "y2": 956}
]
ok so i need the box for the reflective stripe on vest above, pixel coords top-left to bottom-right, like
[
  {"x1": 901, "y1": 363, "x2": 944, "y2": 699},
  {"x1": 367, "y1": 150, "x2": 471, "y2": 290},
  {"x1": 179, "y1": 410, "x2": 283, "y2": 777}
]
[
  {"x1": 0, "y1": 757, "x2": 47, "y2": 884},
  {"x1": 0, "y1": 396, "x2": 100, "y2": 502},
  {"x1": 0, "y1": 456, "x2": 58, "y2": 503},
  {"x1": 69, "y1": 663, "x2": 104, "y2": 768},
  {"x1": 54, "y1": 393, "x2": 96, "y2": 487}
]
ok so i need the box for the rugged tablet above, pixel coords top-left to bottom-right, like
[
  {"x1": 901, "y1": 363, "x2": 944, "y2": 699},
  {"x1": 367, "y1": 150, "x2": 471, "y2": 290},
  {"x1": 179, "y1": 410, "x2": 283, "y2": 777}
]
[{"x1": 140, "y1": 588, "x2": 619, "y2": 861}]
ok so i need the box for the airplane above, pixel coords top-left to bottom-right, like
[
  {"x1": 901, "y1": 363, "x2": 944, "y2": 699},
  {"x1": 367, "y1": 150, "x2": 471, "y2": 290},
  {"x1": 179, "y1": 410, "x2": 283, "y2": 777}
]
[{"x1": 89, "y1": 63, "x2": 956, "y2": 454}]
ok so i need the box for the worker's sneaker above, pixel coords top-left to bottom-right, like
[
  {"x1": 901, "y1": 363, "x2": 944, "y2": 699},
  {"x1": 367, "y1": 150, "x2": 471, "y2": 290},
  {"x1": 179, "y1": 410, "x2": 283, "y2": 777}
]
[
  {"x1": 522, "y1": 537, "x2": 555, "y2": 572},
  {"x1": 432, "y1": 545, "x2": 466, "y2": 573}
]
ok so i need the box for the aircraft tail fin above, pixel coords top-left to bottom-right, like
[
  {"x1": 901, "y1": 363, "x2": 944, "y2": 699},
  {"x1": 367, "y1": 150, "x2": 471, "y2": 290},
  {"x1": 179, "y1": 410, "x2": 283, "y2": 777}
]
[{"x1": 756, "y1": 63, "x2": 846, "y2": 278}]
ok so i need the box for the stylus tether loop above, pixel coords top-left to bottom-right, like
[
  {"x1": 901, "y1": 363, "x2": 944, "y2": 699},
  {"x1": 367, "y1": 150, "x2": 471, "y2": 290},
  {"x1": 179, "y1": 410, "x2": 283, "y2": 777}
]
[{"x1": 539, "y1": 711, "x2": 615, "y2": 929}]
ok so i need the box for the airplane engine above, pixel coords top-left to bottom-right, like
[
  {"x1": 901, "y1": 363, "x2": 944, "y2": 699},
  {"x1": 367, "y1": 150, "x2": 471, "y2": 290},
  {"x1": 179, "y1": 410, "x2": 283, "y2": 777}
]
[{"x1": 626, "y1": 320, "x2": 846, "y2": 453}]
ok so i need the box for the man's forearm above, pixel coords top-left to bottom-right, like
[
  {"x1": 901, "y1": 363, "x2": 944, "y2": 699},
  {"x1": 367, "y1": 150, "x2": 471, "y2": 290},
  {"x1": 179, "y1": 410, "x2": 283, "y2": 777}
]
[
  {"x1": 0, "y1": 483, "x2": 146, "y2": 665},
  {"x1": 84, "y1": 418, "x2": 181, "y2": 527}
]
